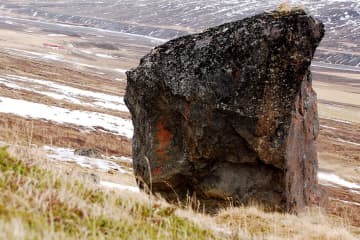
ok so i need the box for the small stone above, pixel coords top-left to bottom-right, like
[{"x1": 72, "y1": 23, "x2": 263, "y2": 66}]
[{"x1": 74, "y1": 148, "x2": 101, "y2": 158}]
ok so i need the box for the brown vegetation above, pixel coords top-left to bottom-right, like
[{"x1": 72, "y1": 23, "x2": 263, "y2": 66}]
[{"x1": 0, "y1": 113, "x2": 131, "y2": 156}]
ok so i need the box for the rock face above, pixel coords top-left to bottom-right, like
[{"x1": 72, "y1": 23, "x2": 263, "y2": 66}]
[{"x1": 125, "y1": 9, "x2": 324, "y2": 212}]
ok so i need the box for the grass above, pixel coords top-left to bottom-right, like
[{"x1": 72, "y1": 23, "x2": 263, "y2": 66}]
[
  {"x1": 0, "y1": 114, "x2": 132, "y2": 156},
  {"x1": 0, "y1": 146, "x2": 216, "y2": 239},
  {"x1": 0, "y1": 145, "x2": 358, "y2": 240},
  {"x1": 277, "y1": 3, "x2": 304, "y2": 13},
  {"x1": 216, "y1": 206, "x2": 358, "y2": 239}
]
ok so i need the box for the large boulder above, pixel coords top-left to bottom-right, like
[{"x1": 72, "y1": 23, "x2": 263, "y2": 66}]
[{"x1": 125, "y1": 9, "x2": 324, "y2": 212}]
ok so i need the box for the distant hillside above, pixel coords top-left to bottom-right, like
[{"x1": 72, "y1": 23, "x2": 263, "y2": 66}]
[{"x1": 1, "y1": 0, "x2": 360, "y2": 66}]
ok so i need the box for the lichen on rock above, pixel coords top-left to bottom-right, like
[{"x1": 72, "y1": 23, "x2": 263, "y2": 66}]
[{"x1": 125, "y1": 9, "x2": 325, "y2": 212}]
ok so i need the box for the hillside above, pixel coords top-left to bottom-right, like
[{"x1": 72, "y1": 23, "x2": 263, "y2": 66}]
[
  {"x1": 0, "y1": 0, "x2": 359, "y2": 238},
  {"x1": 1, "y1": 0, "x2": 359, "y2": 67},
  {"x1": 0, "y1": 145, "x2": 358, "y2": 239}
]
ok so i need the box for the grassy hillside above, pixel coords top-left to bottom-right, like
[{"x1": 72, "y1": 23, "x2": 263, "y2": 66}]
[
  {"x1": 0, "y1": 146, "x2": 358, "y2": 239},
  {"x1": 0, "y1": 146, "x2": 216, "y2": 239}
]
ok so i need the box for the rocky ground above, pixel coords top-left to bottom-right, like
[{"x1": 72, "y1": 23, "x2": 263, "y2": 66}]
[{"x1": 0, "y1": 0, "x2": 358, "y2": 230}]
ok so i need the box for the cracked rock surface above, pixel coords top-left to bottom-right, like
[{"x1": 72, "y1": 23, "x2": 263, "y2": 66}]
[{"x1": 125, "y1": 9, "x2": 325, "y2": 212}]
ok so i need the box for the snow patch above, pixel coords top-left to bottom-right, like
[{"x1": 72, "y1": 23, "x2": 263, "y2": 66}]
[
  {"x1": 95, "y1": 53, "x2": 116, "y2": 59},
  {"x1": 320, "y1": 125, "x2": 337, "y2": 130},
  {"x1": 108, "y1": 156, "x2": 132, "y2": 163},
  {"x1": 324, "y1": 118, "x2": 352, "y2": 124},
  {"x1": 44, "y1": 145, "x2": 131, "y2": 173},
  {"x1": 3, "y1": 74, "x2": 129, "y2": 112},
  {"x1": 100, "y1": 181, "x2": 139, "y2": 193},
  {"x1": 115, "y1": 69, "x2": 127, "y2": 74},
  {"x1": 43, "y1": 53, "x2": 63, "y2": 61},
  {"x1": 0, "y1": 97, "x2": 133, "y2": 138},
  {"x1": 318, "y1": 172, "x2": 360, "y2": 189},
  {"x1": 114, "y1": 78, "x2": 124, "y2": 82},
  {"x1": 48, "y1": 34, "x2": 67, "y2": 37},
  {"x1": 3, "y1": 48, "x2": 129, "y2": 75},
  {"x1": 330, "y1": 198, "x2": 360, "y2": 207},
  {"x1": 350, "y1": 190, "x2": 360, "y2": 195},
  {"x1": 81, "y1": 50, "x2": 93, "y2": 54},
  {"x1": 336, "y1": 138, "x2": 360, "y2": 147}
]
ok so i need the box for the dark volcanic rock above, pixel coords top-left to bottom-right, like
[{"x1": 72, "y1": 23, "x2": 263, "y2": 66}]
[{"x1": 125, "y1": 9, "x2": 325, "y2": 212}]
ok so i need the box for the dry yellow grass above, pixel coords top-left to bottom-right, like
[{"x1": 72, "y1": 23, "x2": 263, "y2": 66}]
[
  {"x1": 216, "y1": 206, "x2": 357, "y2": 239},
  {"x1": 278, "y1": 2, "x2": 292, "y2": 12},
  {"x1": 0, "y1": 145, "x2": 218, "y2": 240},
  {"x1": 277, "y1": 2, "x2": 304, "y2": 13},
  {"x1": 0, "y1": 113, "x2": 132, "y2": 156},
  {"x1": 0, "y1": 144, "x2": 357, "y2": 239}
]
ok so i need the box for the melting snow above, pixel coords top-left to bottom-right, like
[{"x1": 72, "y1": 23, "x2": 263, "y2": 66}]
[
  {"x1": 48, "y1": 33, "x2": 67, "y2": 37},
  {"x1": 320, "y1": 125, "x2": 337, "y2": 130},
  {"x1": 3, "y1": 48, "x2": 127, "y2": 75},
  {"x1": 114, "y1": 78, "x2": 124, "y2": 81},
  {"x1": 95, "y1": 53, "x2": 116, "y2": 59},
  {"x1": 350, "y1": 190, "x2": 360, "y2": 195},
  {"x1": 336, "y1": 138, "x2": 360, "y2": 147},
  {"x1": 42, "y1": 53, "x2": 63, "y2": 61},
  {"x1": 325, "y1": 118, "x2": 352, "y2": 124},
  {"x1": 4, "y1": 48, "x2": 64, "y2": 61},
  {"x1": 100, "y1": 181, "x2": 139, "y2": 192},
  {"x1": 81, "y1": 50, "x2": 93, "y2": 54},
  {"x1": 43, "y1": 145, "x2": 138, "y2": 192},
  {"x1": 329, "y1": 198, "x2": 360, "y2": 207},
  {"x1": 318, "y1": 172, "x2": 360, "y2": 189},
  {"x1": 44, "y1": 145, "x2": 131, "y2": 173},
  {"x1": 108, "y1": 156, "x2": 132, "y2": 163},
  {"x1": 115, "y1": 69, "x2": 128, "y2": 74},
  {"x1": 5, "y1": 48, "x2": 45, "y2": 58},
  {"x1": 1, "y1": 74, "x2": 129, "y2": 112},
  {"x1": 0, "y1": 96, "x2": 133, "y2": 138}
]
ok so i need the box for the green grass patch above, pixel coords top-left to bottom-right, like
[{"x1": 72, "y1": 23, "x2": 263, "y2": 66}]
[{"x1": 0, "y1": 147, "x2": 216, "y2": 239}]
